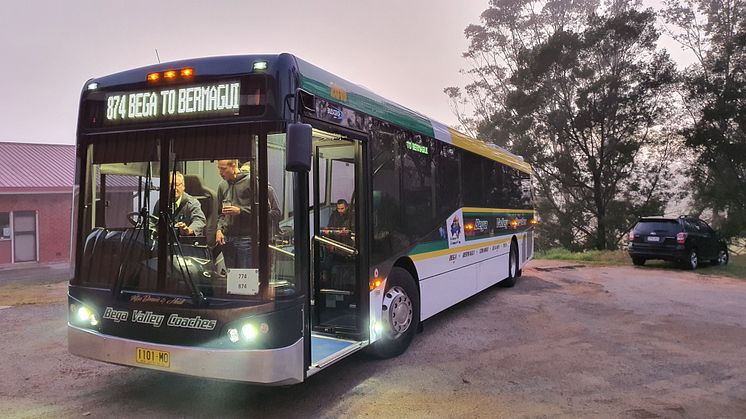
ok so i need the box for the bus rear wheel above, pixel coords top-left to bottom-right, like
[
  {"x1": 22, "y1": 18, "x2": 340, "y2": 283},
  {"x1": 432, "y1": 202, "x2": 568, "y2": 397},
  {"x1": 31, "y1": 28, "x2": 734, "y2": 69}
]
[
  {"x1": 368, "y1": 267, "x2": 420, "y2": 359},
  {"x1": 498, "y1": 240, "x2": 519, "y2": 288}
]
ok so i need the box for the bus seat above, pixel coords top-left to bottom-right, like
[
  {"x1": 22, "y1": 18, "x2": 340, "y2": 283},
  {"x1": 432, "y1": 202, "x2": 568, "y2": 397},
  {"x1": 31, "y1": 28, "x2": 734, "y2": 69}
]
[{"x1": 184, "y1": 175, "x2": 217, "y2": 243}]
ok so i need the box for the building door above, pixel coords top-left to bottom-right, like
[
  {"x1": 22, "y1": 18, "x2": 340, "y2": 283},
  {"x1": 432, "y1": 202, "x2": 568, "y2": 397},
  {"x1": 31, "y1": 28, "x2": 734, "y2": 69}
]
[{"x1": 13, "y1": 211, "x2": 37, "y2": 263}]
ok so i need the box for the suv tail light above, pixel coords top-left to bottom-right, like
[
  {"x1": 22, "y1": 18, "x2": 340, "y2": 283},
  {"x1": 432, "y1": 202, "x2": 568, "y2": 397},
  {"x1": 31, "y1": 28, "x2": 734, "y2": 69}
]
[
  {"x1": 628, "y1": 231, "x2": 635, "y2": 241},
  {"x1": 676, "y1": 232, "x2": 687, "y2": 244}
]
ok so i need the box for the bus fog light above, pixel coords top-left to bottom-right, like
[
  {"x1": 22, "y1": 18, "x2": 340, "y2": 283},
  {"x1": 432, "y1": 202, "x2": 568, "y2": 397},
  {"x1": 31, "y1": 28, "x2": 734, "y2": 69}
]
[
  {"x1": 241, "y1": 324, "x2": 258, "y2": 341},
  {"x1": 227, "y1": 328, "x2": 240, "y2": 343}
]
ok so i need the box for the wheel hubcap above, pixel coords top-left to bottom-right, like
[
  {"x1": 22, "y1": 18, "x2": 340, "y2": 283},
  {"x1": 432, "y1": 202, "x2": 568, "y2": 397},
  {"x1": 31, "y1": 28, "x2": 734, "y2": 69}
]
[
  {"x1": 510, "y1": 250, "x2": 517, "y2": 277},
  {"x1": 719, "y1": 250, "x2": 728, "y2": 265},
  {"x1": 690, "y1": 251, "x2": 698, "y2": 268},
  {"x1": 382, "y1": 286, "x2": 413, "y2": 339}
]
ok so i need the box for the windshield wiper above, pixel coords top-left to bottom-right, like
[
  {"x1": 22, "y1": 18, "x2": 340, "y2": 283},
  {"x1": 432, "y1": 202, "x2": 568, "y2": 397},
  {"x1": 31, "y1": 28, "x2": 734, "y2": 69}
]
[{"x1": 162, "y1": 209, "x2": 206, "y2": 306}]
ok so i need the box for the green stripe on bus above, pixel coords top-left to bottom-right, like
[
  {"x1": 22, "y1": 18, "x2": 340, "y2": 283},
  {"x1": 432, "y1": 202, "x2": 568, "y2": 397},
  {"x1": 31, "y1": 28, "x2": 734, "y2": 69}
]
[
  {"x1": 299, "y1": 74, "x2": 435, "y2": 138},
  {"x1": 408, "y1": 240, "x2": 449, "y2": 256}
]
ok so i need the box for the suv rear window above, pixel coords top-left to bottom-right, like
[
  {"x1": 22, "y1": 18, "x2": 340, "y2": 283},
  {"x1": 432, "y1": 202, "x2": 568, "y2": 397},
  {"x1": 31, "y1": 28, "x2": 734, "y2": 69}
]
[{"x1": 634, "y1": 220, "x2": 681, "y2": 235}]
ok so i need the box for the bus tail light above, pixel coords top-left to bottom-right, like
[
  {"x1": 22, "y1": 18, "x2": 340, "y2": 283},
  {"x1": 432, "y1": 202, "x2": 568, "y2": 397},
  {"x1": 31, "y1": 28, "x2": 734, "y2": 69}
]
[{"x1": 676, "y1": 232, "x2": 687, "y2": 244}]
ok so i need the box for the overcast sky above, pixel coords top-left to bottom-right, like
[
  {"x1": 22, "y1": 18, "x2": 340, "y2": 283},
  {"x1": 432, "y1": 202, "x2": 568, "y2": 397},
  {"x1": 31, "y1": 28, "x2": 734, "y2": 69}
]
[{"x1": 0, "y1": 0, "x2": 687, "y2": 145}]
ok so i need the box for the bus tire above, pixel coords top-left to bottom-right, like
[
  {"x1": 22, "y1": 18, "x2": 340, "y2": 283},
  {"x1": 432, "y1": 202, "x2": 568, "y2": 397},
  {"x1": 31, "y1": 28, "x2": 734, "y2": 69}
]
[
  {"x1": 368, "y1": 267, "x2": 420, "y2": 359},
  {"x1": 498, "y1": 240, "x2": 519, "y2": 288}
]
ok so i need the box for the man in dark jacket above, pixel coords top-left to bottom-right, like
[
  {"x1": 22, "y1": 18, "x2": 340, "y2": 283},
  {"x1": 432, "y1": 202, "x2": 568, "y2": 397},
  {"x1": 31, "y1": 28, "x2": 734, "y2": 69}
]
[
  {"x1": 216, "y1": 159, "x2": 253, "y2": 269},
  {"x1": 327, "y1": 199, "x2": 353, "y2": 230}
]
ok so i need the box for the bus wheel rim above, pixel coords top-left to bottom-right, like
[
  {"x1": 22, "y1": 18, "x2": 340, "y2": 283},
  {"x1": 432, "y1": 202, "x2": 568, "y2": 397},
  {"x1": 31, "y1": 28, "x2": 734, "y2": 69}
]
[
  {"x1": 383, "y1": 286, "x2": 413, "y2": 338},
  {"x1": 510, "y1": 249, "x2": 518, "y2": 277}
]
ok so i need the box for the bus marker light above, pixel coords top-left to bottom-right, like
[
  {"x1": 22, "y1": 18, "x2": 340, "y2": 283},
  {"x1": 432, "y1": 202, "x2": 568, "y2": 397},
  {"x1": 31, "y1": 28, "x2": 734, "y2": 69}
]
[
  {"x1": 180, "y1": 68, "x2": 194, "y2": 77},
  {"x1": 164, "y1": 70, "x2": 177, "y2": 79},
  {"x1": 369, "y1": 279, "x2": 382, "y2": 291},
  {"x1": 147, "y1": 72, "x2": 160, "y2": 82},
  {"x1": 530, "y1": 218, "x2": 538, "y2": 225},
  {"x1": 510, "y1": 219, "x2": 519, "y2": 228},
  {"x1": 87, "y1": 82, "x2": 99, "y2": 90},
  {"x1": 253, "y1": 61, "x2": 268, "y2": 71}
]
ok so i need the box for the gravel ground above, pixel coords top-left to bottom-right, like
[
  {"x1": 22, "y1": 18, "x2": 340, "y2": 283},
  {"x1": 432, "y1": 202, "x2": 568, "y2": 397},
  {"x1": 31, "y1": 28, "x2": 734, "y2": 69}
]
[{"x1": 1, "y1": 261, "x2": 745, "y2": 418}]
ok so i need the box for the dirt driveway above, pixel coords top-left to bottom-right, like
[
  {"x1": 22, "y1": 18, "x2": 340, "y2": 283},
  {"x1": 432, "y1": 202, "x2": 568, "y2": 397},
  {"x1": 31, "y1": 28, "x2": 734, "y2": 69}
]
[{"x1": 1, "y1": 262, "x2": 745, "y2": 418}]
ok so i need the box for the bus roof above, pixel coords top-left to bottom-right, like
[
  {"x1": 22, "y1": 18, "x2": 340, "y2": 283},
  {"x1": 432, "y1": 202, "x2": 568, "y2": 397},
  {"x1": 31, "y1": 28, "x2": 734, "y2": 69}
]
[
  {"x1": 293, "y1": 56, "x2": 531, "y2": 174},
  {"x1": 85, "y1": 53, "x2": 531, "y2": 174}
]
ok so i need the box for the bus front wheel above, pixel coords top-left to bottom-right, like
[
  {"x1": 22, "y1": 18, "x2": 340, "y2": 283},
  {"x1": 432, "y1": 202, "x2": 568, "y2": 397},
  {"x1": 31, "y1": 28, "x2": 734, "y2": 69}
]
[
  {"x1": 368, "y1": 267, "x2": 420, "y2": 359},
  {"x1": 499, "y1": 240, "x2": 519, "y2": 288}
]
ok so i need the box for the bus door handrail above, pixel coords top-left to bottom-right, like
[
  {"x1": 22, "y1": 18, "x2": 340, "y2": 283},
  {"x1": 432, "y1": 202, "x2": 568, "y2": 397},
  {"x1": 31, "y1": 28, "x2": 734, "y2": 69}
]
[
  {"x1": 268, "y1": 244, "x2": 295, "y2": 258},
  {"x1": 313, "y1": 235, "x2": 358, "y2": 256}
]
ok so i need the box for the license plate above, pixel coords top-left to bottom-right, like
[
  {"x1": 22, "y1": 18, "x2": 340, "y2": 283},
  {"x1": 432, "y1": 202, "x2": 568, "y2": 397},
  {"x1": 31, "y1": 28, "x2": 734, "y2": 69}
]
[
  {"x1": 136, "y1": 347, "x2": 170, "y2": 368},
  {"x1": 646, "y1": 236, "x2": 660, "y2": 242}
]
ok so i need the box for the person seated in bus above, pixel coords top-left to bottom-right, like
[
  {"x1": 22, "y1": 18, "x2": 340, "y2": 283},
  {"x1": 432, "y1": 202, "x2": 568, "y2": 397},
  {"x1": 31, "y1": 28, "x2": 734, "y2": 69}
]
[
  {"x1": 320, "y1": 199, "x2": 354, "y2": 288},
  {"x1": 216, "y1": 159, "x2": 253, "y2": 269},
  {"x1": 328, "y1": 199, "x2": 353, "y2": 231},
  {"x1": 154, "y1": 171, "x2": 206, "y2": 237}
]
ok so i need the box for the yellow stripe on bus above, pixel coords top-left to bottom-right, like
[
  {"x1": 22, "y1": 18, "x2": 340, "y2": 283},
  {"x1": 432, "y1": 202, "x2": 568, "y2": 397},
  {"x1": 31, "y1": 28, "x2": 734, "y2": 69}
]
[
  {"x1": 410, "y1": 236, "x2": 515, "y2": 262},
  {"x1": 462, "y1": 208, "x2": 536, "y2": 214},
  {"x1": 447, "y1": 128, "x2": 533, "y2": 174}
]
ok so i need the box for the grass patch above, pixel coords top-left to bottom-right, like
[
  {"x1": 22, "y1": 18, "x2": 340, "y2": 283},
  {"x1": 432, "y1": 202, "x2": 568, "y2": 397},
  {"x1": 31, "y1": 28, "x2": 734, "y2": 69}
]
[
  {"x1": 536, "y1": 248, "x2": 629, "y2": 265},
  {"x1": 536, "y1": 248, "x2": 746, "y2": 279}
]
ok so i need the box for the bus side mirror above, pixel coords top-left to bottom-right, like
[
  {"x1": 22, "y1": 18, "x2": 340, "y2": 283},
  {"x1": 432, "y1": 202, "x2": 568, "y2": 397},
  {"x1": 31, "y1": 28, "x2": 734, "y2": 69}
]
[{"x1": 285, "y1": 123, "x2": 312, "y2": 172}]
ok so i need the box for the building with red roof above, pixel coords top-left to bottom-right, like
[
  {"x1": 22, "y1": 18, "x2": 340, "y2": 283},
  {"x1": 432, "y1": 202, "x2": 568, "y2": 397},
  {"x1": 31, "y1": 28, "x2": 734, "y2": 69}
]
[{"x1": 0, "y1": 142, "x2": 75, "y2": 266}]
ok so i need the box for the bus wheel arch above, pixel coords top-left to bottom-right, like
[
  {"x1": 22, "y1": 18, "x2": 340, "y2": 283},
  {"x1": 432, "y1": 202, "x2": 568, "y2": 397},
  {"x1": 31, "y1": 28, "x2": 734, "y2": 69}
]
[{"x1": 368, "y1": 260, "x2": 420, "y2": 359}]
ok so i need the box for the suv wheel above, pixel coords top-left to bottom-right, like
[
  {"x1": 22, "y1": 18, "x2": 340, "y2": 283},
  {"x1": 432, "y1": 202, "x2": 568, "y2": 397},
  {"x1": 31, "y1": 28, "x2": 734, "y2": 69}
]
[
  {"x1": 712, "y1": 248, "x2": 729, "y2": 266},
  {"x1": 683, "y1": 249, "x2": 698, "y2": 270},
  {"x1": 632, "y1": 257, "x2": 646, "y2": 266}
]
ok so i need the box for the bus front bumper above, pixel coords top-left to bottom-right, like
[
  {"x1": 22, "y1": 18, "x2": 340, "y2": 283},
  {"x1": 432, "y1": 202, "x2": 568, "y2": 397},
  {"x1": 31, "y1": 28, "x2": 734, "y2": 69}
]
[{"x1": 68, "y1": 325, "x2": 304, "y2": 384}]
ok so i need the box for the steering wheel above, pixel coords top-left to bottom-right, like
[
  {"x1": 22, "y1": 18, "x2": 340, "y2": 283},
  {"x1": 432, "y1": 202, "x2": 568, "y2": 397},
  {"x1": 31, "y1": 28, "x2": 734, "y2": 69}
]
[{"x1": 127, "y1": 211, "x2": 159, "y2": 228}]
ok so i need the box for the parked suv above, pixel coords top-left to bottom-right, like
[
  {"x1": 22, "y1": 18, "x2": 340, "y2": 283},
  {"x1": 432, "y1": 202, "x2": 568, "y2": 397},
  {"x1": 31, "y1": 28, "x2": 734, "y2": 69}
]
[{"x1": 628, "y1": 216, "x2": 729, "y2": 270}]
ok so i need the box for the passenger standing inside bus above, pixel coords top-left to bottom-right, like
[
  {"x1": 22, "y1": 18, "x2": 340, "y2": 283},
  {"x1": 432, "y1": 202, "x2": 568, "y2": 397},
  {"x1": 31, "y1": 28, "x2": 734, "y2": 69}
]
[{"x1": 216, "y1": 159, "x2": 253, "y2": 268}]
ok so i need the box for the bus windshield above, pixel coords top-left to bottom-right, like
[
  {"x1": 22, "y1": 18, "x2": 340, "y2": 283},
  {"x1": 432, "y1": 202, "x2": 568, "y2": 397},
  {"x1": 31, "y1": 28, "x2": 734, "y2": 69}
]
[{"x1": 74, "y1": 131, "x2": 296, "y2": 303}]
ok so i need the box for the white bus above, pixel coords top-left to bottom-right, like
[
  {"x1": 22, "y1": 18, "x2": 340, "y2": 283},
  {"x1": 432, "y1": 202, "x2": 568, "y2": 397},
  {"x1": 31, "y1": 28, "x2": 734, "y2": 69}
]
[{"x1": 69, "y1": 53, "x2": 535, "y2": 384}]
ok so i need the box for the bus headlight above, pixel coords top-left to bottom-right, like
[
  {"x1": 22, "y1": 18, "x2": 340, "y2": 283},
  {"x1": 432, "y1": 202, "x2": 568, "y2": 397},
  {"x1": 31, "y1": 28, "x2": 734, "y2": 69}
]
[
  {"x1": 225, "y1": 320, "x2": 270, "y2": 345},
  {"x1": 227, "y1": 328, "x2": 240, "y2": 343},
  {"x1": 70, "y1": 303, "x2": 99, "y2": 328},
  {"x1": 241, "y1": 323, "x2": 258, "y2": 341}
]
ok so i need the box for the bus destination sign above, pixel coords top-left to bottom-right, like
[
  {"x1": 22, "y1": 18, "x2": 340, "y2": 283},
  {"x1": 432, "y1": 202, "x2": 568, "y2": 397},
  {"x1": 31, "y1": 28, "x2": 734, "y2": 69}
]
[{"x1": 104, "y1": 81, "x2": 241, "y2": 124}]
